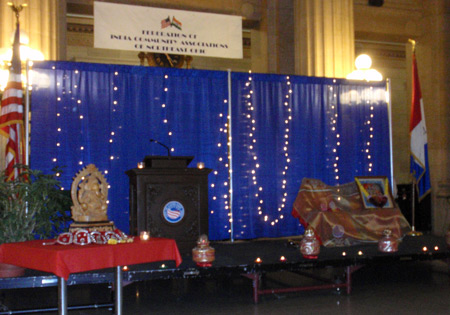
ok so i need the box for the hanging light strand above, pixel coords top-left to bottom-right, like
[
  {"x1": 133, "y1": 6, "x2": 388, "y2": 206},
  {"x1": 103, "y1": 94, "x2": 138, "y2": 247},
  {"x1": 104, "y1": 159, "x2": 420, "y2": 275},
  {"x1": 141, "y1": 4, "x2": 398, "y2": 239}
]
[
  {"x1": 211, "y1": 100, "x2": 231, "y2": 236},
  {"x1": 366, "y1": 87, "x2": 375, "y2": 173},
  {"x1": 330, "y1": 81, "x2": 340, "y2": 184},
  {"x1": 271, "y1": 76, "x2": 293, "y2": 226},
  {"x1": 161, "y1": 74, "x2": 175, "y2": 154},
  {"x1": 244, "y1": 72, "x2": 266, "y2": 224}
]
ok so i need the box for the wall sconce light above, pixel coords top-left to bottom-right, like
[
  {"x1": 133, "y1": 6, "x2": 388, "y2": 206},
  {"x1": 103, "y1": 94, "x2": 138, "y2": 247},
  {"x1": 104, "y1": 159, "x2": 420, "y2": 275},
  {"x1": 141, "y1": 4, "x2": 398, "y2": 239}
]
[
  {"x1": 346, "y1": 54, "x2": 383, "y2": 82},
  {"x1": 0, "y1": 30, "x2": 45, "y2": 91}
]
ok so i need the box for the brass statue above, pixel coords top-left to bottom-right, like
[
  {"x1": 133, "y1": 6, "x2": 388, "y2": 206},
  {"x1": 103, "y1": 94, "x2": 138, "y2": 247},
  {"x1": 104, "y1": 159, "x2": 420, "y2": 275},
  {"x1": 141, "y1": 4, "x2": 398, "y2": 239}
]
[{"x1": 71, "y1": 164, "x2": 109, "y2": 222}]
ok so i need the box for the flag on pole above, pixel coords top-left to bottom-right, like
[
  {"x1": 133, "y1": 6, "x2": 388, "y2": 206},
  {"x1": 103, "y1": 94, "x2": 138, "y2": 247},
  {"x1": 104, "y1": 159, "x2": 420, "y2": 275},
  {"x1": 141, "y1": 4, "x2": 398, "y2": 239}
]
[
  {"x1": 410, "y1": 52, "x2": 431, "y2": 200},
  {"x1": 0, "y1": 22, "x2": 24, "y2": 181}
]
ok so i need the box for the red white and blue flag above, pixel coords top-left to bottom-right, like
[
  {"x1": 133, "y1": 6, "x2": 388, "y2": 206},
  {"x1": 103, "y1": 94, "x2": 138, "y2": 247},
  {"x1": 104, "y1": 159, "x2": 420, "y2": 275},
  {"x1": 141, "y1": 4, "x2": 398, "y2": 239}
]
[
  {"x1": 161, "y1": 16, "x2": 171, "y2": 29},
  {"x1": 0, "y1": 22, "x2": 24, "y2": 181},
  {"x1": 167, "y1": 209, "x2": 181, "y2": 220},
  {"x1": 410, "y1": 52, "x2": 431, "y2": 200}
]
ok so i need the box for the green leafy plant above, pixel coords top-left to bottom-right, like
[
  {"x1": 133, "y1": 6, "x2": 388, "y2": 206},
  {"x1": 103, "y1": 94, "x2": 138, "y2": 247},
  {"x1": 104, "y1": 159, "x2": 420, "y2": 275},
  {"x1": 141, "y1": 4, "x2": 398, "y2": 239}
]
[{"x1": 0, "y1": 165, "x2": 71, "y2": 243}]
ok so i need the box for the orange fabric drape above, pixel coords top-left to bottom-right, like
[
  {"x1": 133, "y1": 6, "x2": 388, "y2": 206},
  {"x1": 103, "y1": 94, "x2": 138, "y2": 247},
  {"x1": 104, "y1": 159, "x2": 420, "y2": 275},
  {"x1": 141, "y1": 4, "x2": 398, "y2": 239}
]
[{"x1": 292, "y1": 178, "x2": 411, "y2": 245}]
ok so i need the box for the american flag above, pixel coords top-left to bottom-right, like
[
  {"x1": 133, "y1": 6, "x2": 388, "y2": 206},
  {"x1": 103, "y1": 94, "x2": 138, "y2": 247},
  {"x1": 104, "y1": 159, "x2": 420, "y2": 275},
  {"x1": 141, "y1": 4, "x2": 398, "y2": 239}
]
[
  {"x1": 0, "y1": 22, "x2": 24, "y2": 181},
  {"x1": 161, "y1": 16, "x2": 171, "y2": 29}
]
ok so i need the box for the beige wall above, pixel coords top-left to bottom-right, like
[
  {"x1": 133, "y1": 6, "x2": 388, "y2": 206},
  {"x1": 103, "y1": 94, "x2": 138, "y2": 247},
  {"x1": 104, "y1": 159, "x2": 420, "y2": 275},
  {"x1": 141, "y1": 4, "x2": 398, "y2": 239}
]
[{"x1": 354, "y1": 0, "x2": 450, "y2": 234}]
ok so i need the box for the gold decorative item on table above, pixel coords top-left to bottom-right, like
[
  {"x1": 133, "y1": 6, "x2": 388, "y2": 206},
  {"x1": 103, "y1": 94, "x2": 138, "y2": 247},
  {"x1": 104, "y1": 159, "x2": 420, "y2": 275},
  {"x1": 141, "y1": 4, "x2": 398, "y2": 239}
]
[
  {"x1": 378, "y1": 229, "x2": 399, "y2": 253},
  {"x1": 300, "y1": 228, "x2": 320, "y2": 259},
  {"x1": 69, "y1": 164, "x2": 115, "y2": 232},
  {"x1": 40, "y1": 164, "x2": 133, "y2": 246},
  {"x1": 192, "y1": 234, "x2": 215, "y2": 267}
]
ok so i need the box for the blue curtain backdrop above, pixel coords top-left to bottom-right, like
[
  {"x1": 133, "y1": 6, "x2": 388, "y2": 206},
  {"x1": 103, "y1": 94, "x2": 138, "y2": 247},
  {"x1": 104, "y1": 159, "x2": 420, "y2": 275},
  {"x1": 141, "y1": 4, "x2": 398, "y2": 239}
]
[
  {"x1": 230, "y1": 73, "x2": 390, "y2": 239},
  {"x1": 30, "y1": 62, "x2": 230, "y2": 239},
  {"x1": 30, "y1": 61, "x2": 390, "y2": 241}
]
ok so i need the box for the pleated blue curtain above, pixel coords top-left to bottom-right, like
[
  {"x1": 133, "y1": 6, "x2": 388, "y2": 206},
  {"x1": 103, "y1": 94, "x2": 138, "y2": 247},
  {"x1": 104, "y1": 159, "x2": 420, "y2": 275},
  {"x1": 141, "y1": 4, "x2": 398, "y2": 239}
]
[
  {"x1": 230, "y1": 73, "x2": 303, "y2": 239},
  {"x1": 230, "y1": 73, "x2": 390, "y2": 239},
  {"x1": 159, "y1": 69, "x2": 231, "y2": 241},
  {"x1": 30, "y1": 62, "x2": 390, "y2": 241},
  {"x1": 30, "y1": 62, "x2": 229, "y2": 238}
]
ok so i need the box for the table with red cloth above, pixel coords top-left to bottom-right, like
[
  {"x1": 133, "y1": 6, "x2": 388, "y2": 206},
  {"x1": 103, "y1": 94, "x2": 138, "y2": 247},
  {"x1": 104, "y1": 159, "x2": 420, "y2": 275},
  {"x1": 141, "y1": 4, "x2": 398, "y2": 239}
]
[{"x1": 0, "y1": 237, "x2": 182, "y2": 314}]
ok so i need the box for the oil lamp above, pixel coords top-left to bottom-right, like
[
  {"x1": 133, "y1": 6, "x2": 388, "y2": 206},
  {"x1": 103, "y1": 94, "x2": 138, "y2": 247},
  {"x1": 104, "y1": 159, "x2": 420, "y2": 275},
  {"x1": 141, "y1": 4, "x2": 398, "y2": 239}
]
[
  {"x1": 378, "y1": 229, "x2": 398, "y2": 253},
  {"x1": 300, "y1": 228, "x2": 320, "y2": 259},
  {"x1": 192, "y1": 234, "x2": 215, "y2": 267}
]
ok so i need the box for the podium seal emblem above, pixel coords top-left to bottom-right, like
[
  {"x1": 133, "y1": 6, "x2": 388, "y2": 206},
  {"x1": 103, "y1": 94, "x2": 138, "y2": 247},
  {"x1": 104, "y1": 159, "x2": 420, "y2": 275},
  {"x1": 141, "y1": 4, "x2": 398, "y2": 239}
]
[{"x1": 163, "y1": 201, "x2": 185, "y2": 224}]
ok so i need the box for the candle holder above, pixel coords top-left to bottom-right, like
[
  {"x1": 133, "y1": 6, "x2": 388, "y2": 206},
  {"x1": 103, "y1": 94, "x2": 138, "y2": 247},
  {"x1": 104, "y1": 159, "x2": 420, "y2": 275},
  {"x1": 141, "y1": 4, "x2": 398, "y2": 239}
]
[
  {"x1": 378, "y1": 229, "x2": 398, "y2": 252},
  {"x1": 192, "y1": 234, "x2": 215, "y2": 267},
  {"x1": 139, "y1": 231, "x2": 150, "y2": 241},
  {"x1": 300, "y1": 228, "x2": 320, "y2": 259}
]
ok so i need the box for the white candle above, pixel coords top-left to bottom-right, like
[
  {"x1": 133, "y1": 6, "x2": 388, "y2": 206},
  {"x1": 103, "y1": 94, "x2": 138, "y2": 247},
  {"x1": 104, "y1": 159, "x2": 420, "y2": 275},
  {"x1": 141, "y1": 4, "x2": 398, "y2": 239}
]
[{"x1": 140, "y1": 231, "x2": 150, "y2": 241}]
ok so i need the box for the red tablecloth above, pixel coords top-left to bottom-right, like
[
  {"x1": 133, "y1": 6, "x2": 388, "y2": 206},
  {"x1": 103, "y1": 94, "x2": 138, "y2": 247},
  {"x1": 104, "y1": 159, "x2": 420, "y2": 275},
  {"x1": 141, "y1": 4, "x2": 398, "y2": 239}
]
[{"x1": 0, "y1": 237, "x2": 182, "y2": 280}]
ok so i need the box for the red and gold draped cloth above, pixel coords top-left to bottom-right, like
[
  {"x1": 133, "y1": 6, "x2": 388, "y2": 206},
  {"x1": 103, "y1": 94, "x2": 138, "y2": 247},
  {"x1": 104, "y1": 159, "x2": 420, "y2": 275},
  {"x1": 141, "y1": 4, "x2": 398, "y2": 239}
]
[{"x1": 292, "y1": 178, "x2": 411, "y2": 245}]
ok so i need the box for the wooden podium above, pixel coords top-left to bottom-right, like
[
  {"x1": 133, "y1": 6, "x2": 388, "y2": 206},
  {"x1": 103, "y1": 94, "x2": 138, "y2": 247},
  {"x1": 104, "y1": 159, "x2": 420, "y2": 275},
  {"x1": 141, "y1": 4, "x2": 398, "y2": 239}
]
[{"x1": 126, "y1": 156, "x2": 212, "y2": 253}]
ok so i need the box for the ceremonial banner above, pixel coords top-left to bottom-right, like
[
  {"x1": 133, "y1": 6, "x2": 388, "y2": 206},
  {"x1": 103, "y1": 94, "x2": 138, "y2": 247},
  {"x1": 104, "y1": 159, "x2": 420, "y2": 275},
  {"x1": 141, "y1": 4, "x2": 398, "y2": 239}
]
[
  {"x1": 94, "y1": 1, "x2": 243, "y2": 59},
  {"x1": 410, "y1": 52, "x2": 431, "y2": 200},
  {"x1": 0, "y1": 22, "x2": 24, "y2": 180}
]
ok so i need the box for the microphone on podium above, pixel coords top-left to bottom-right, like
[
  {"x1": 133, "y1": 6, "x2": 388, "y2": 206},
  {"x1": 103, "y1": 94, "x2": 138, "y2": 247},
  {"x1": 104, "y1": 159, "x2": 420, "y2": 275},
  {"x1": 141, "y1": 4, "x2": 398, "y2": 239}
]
[{"x1": 149, "y1": 139, "x2": 171, "y2": 156}]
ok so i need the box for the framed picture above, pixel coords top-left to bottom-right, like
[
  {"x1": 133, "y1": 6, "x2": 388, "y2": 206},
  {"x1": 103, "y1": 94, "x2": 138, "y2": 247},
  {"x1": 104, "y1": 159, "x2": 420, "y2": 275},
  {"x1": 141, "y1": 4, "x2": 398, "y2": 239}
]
[{"x1": 355, "y1": 176, "x2": 394, "y2": 209}]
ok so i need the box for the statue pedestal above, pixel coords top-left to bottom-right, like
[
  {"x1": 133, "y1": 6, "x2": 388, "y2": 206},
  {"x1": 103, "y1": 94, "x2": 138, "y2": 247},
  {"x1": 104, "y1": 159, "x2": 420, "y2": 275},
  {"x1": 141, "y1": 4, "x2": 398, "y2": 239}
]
[{"x1": 69, "y1": 221, "x2": 115, "y2": 233}]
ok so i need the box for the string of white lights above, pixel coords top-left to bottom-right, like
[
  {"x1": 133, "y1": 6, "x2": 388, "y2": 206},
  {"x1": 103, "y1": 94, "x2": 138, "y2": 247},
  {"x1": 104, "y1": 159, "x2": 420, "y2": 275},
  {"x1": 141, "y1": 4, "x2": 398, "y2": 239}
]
[
  {"x1": 52, "y1": 66, "x2": 63, "y2": 186},
  {"x1": 161, "y1": 74, "x2": 175, "y2": 154},
  {"x1": 271, "y1": 76, "x2": 293, "y2": 226},
  {"x1": 241, "y1": 71, "x2": 269, "y2": 227},
  {"x1": 329, "y1": 81, "x2": 340, "y2": 183},
  {"x1": 366, "y1": 87, "x2": 375, "y2": 173},
  {"x1": 209, "y1": 100, "x2": 231, "y2": 235}
]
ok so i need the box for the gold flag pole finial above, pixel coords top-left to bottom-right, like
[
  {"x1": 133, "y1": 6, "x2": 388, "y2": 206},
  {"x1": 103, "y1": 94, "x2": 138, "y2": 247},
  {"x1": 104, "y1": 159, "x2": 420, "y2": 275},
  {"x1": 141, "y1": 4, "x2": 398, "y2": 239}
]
[
  {"x1": 7, "y1": 2, "x2": 27, "y2": 22},
  {"x1": 408, "y1": 39, "x2": 416, "y2": 54}
]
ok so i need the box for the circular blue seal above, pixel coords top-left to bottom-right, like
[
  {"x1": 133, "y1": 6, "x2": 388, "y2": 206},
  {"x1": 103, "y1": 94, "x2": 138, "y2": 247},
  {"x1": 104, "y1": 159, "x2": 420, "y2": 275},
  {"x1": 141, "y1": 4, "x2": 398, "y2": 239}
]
[{"x1": 163, "y1": 201, "x2": 185, "y2": 224}]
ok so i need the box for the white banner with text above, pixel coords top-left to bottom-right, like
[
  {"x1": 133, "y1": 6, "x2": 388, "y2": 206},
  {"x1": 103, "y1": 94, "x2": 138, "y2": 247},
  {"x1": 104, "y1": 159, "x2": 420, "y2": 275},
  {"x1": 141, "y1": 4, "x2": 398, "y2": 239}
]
[{"x1": 94, "y1": 2, "x2": 243, "y2": 59}]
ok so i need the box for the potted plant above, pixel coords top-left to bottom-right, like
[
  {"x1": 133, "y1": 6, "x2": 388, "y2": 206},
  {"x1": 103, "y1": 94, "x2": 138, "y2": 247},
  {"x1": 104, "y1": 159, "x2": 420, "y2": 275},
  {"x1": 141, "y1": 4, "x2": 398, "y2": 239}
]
[{"x1": 0, "y1": 165, "x2": 71, "y2": 276}]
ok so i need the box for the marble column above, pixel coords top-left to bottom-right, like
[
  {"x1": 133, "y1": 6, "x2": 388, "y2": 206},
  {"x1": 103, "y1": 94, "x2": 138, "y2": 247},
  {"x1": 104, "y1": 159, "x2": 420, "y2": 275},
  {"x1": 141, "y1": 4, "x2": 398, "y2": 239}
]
[
  {"x1": 293, "y1": 0, "x2": 354, "y2": 78},
  {"x1": 421, "y1": 0, "x2": 450, "y2": 235}
]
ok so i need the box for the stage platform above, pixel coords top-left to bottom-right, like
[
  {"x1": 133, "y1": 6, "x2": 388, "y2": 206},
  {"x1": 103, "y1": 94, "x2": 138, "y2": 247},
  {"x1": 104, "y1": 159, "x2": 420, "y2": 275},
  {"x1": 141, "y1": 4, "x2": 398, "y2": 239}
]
[{"x1": 0, "y1": 234, "x2": 449, "y2": 312}]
